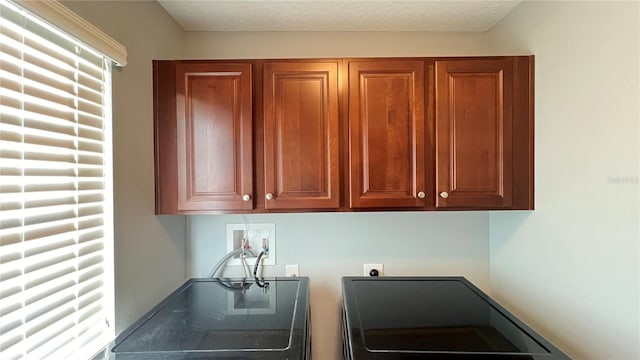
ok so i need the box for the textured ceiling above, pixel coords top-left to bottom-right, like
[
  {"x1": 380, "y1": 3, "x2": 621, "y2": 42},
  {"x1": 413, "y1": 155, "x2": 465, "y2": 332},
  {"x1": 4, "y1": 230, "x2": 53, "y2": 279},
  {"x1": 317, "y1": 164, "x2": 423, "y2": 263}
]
[{"x1": 157, "y1": 0, "x2": 522, "y2": 32}]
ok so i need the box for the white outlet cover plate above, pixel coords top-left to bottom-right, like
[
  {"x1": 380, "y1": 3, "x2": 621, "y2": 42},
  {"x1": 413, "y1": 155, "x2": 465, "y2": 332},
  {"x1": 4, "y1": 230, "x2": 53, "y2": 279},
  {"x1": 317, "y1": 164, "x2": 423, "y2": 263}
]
[
  {"x1": 364, "y1": 263, "x2": 384, "y2": 276},
  {"x1": 285, "y1": 264, "x2": 299, "y2": 277},
  {"x1": 226, "y1": 223, "x2": 276, "y2": 266}
]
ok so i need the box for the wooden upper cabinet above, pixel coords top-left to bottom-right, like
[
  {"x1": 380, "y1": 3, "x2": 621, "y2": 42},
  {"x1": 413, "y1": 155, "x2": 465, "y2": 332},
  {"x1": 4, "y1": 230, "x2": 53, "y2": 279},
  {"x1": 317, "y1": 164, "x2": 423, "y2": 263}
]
[
  {"x1": 348, "y1": 60, "x2": 426, "y2": 208},
  {"x1": 154, "y1": 56, "x2": 533, "y2": 214},
  {"x1": 174, "y1": 62, "x2": 253, "y2": 211},
  {"x1": 263, "y1": 62, "x2": 340, "y2": 209},
  {"x1": 435, "y1": 58, "x2": 532, "y2": 209}
]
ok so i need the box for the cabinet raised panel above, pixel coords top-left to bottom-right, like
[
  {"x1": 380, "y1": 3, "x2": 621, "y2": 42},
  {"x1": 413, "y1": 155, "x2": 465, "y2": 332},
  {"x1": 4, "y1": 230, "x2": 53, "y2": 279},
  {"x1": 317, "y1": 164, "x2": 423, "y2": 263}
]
[
  {"x1": 175, "y1": 62, "x2": 253, "y2": 211},
  {"x1": 435, "y1": 59, "x2": 514, "y2": 208},
  {"x1": 263, "y1": 62, "x2": 340, "y2": 209},
  {"x1": 348, "y1": 60, "x2": 426, "y2": 208}
]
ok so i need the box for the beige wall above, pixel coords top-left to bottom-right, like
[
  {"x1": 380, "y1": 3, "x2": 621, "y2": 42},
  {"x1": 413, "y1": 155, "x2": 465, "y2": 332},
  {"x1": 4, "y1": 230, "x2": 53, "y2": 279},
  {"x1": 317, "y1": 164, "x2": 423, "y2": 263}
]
[
  {"x1": 61, "y1": 1, "x2": 188, "y2": 334},
  {"x1": 189, "y1": 212, "x2": 490, "y2": 360},
  {"x1": 488, "y1": 1, "x2": 639, "y2": 359},
  {"x1": 185, "y1": 30, "x2": 487, "y2": 58},
  {"x1": 184, "y1": 30, "x2": 491, "y2": 360}
]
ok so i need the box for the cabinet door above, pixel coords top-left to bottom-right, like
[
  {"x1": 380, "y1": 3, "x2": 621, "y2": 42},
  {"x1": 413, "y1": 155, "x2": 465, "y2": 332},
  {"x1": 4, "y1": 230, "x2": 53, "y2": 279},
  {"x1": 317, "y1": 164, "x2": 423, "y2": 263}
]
[
  {"x1": 175, "y1": 62, "x2": 253, "y2": 211},
  {"x1": 348, "y1": 60, "x2": 426, "y2": 208},
  {"x1": 435, "y1": 59, "x2": 513, "y2": 208},
  {"x1": 263, "y1": 62, "x2": 339, "y2": 209}
]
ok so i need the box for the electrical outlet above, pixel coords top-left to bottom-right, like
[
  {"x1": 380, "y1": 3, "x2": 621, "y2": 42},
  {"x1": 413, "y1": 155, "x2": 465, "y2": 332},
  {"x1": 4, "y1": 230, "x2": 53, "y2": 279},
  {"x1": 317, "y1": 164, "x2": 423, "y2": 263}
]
[
  {"x1": 364, "y1": 263, "x2": 384, "y2": 277},
  {"x1": 226, "y1": 223, "x2": 276, "y2": 266},
  {"x1": 285, "y1": 264, "x2": 299, "y2": 277}
]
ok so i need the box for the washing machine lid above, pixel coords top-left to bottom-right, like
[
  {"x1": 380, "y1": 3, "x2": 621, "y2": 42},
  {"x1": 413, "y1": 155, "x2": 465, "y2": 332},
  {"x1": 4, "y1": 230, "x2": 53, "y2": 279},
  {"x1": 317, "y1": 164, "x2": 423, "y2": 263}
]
[
  {"x1": 110, "y1": 277, "x2": 308, "y2": 357},
  {"x1": 342, "y1": 277, "x2": 570, "y2": 359}
]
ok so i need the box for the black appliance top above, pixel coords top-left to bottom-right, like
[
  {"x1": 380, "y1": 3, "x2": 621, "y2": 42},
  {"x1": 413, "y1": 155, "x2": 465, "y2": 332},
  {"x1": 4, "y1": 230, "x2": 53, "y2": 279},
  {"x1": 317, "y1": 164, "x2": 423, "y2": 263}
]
[
  {"x1": 342, "y1": 277, "x2": 570, "y2": 359},
  {"x1": 94, "y1": 277, "x2": 310, "y2": 360}
]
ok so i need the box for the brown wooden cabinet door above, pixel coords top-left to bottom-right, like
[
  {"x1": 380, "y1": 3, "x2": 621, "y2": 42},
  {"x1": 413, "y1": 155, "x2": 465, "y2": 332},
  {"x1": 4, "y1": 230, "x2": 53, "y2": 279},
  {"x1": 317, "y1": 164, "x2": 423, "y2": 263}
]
[
  {"x1": 263, "y1": 62, "x2": 340, "y2": 209},
  {"x1": 435, "y1": 59, "x2": 513, "y2": 208},
  {"x1": 348, "y1": 60, "x2": 426, "y2": 208},
  {"x1": 175, "y1": 62, "x2": 253, "y2": 211}
]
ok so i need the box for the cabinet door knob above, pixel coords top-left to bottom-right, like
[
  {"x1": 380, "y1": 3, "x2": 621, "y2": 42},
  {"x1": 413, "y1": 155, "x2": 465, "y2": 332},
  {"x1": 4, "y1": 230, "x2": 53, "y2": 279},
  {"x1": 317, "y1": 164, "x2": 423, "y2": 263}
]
[
  {"x1": 242, "y1": 194, "x2": 251, "y2": 202},
  {"x1": 439, "y1": 191, "x2": 449, "y2": 199},
  {"x1": 265, "y1": 193, "x2": 274, "y2": 200},
  {"x1": 417, "y1": 191, "x2": 426, "y2": 199}
]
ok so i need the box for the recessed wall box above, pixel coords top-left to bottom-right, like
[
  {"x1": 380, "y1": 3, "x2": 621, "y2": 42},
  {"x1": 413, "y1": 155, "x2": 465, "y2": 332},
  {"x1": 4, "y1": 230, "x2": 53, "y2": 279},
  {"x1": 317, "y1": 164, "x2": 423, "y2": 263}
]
[{"x1": 226, "y1": 223, "x2": 276, "y2": 266}]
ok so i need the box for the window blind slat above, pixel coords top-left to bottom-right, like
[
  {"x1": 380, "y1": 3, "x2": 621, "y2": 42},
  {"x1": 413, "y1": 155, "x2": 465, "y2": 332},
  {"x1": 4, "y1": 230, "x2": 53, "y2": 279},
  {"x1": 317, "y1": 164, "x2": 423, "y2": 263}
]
[
  {"x1": 25, "y1": 329, "x2": 73, "y2": 360},
  {"x1": 0, "y1": 55, "x2": 74, "y2": 98},
  {"x1": 44, "y1": 338, "x2": 76, "y2": 360},
  {"x1": 0, "y1": 334, "x2": 24, "y2": 360},
  {"x1": 0, "y1": 318, "x2": 23, "y2": 346},
  {"x1": 24, "y1": 281, "x2": 75, "y2": 320},
  {"x1": 25, "y1": 308, "x2": 75, "y2": 351},
  {"x1": 0, "y1": 292, "x2": 22, "y2": 321},
  {"x1": 54, "y1": 315, "x2": 106, "y2": 360},
  {"x1": 78, "y1": 228, "x2": 103, "y2": 242},
  {"x1": 78, "y1": 301, "x2": 103, "y2": 329},
  {"x1": 76, "y1": 320, "x2": 103, "y2": 349},
  {"x1": 1, "y1": 12, "x2": 105, "y2": 69},
  {"x1": 0, "y1": 57, "x2": 106, "y2": 111},
  {"x1": 0, "y1": 1, "x2": 113, "y2": 358},
  {"x1": 0, "y1": 49, "x2": 75, "y2": 94},
  {"x1": 0, "y1": 73, "x2": 22, "y2": 95}
]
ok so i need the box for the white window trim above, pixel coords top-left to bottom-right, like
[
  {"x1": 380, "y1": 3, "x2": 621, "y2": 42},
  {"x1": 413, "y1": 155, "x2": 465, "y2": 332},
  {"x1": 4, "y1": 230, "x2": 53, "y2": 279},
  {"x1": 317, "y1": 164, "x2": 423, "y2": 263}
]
[{"x1": 16, "y1": 0, "x2": 127, "y2": 66}]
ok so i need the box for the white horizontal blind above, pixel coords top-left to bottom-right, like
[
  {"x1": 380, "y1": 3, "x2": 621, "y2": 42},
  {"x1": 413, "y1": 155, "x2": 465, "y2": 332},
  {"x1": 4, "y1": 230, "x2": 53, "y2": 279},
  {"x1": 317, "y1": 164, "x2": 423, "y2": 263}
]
[{"x1": 0, "y1": 1, "x2": 114, "y2": 359}]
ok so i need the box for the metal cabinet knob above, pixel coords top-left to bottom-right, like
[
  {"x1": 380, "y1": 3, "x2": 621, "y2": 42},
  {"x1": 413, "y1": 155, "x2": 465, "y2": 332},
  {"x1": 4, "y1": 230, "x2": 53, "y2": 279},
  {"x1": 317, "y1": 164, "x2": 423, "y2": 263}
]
[
  {"x1": 265, "y1": 193, "x2": 274, "y2": 200},
  {"x1": 242, "y1": 194, "x2": 251, "y2": 202},
  {"x1": 439, "y1": 192, "x2": 449, "y2": 199},
  {"x1": 417, "y1": 191, "x2": 426, "y2": 199}
]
